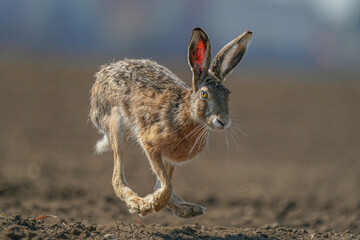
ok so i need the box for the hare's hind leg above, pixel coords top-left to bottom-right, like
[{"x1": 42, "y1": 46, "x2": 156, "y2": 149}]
[
  {"x1": 109, "y1": 108, "x2": 152, "y2": 216},
  {"x1": 157, "y1": 161, "x2": 206, "y2": 218}
]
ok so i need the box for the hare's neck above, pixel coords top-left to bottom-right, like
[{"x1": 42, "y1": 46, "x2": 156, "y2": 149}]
[
  {"x1": 177, "y1": 90, "x2": 195, "y2": 125},
  {"x1": 177, "y1": 90, "x2": 204, "y2": 132}
]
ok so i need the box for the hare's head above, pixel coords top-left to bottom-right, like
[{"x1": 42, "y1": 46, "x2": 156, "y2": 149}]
[{"x1": 188, "y1": 28, "x2": 252, "y2": 131}]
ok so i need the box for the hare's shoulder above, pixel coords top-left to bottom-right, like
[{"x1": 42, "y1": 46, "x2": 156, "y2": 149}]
[{"x1": 98, "y1": 59, "x2": 189, "y2": 91}]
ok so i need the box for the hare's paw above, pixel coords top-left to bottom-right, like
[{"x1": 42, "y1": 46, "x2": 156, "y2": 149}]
[
  {"x1": 169, "y1": 202, "x2": 206, "y2": 218},
  {"x1": 147, "y1": 190, "x2": 171, "y2": 213},
  {"x1": 126, "y1": 196, "x2": 153, "y2": 216}
]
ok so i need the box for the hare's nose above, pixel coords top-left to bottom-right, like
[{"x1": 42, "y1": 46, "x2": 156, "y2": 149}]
[
  {"x1": 216, "y1": 119, "x2": 225, "y2": 127},
  {"x1": 212, "y1": 116, "x2": 231, "y2": 130}
]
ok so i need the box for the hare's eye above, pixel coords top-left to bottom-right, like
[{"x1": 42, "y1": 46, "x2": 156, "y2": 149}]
[{"x1": 200, "y1": 90, "x2": 208, "y2": 99}]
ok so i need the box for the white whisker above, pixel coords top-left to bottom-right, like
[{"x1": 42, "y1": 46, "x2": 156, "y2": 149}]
[
  {"x1": 231, "y1": 123, "x2": 250, "y2": 139},
  {"x1": 228, "y1": 128, "x2": 242, "y2": 157},
  {"x1": 225, "y1": 131, "x2": 230, "y2": 168},
  {"x1": 174, "y1": 124, "x2": 204, "y2": 148},
  {"x1": 199, "y1": 129, "x2": 209, "y2": 151},
  {"x1": 187, "y1": 125, "x2": 207, "y2": 160},
  {"x1": 228, "y1": 127, "x2": 250, "y2": 159},
  {"x1": 206, "y1": 130, "x2": 212, "y2": 152},
  {"x1": 231, "y1": 124, "x2": 250, "y2": 139}
]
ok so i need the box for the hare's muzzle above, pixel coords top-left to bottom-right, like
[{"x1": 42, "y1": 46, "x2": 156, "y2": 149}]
[{"x1": 209, "y1": 115, "x2": 231, "y2": 131}]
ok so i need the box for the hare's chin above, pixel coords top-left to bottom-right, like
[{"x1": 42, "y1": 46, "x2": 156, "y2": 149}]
[{"x1": 208, "y1": 125, "x2": 229, "y2": 132}]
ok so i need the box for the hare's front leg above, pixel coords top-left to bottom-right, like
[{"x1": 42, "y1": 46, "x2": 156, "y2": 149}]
[
  {"x1": 142, "y1": 148, "x2": 173, "y2": 213},
  {"x1": 109, "y1": 109, "x2": 152, "y2": 216},
  {"x1": 155, "y1": 161, "x2": 206, "y2": 218}
]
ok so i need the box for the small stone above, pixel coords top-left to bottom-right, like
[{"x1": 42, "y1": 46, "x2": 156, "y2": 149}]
[
  {"x1": 71, "y1": 228, "x2": 81, "y2": 236},
  {"x1": 104, "y1": 233, "x2": 117, "y2": 239},
  {"x1": 81, "y1": 231, "x2": 90, "y2": 238},
  {"x1": 270, "y1": 222, "x2": 279, "y2": 228},
  {"x1": 87, "y1": 226, "x2": 96, "y2": 231}
]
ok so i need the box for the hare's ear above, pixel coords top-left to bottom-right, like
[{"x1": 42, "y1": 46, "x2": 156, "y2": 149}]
[
  {"x1": 188, "y1": 28, "x2": 211, "y2": 92},
  {"x1": 210, "y1": 30, "x2": 252, "y2": 81}
]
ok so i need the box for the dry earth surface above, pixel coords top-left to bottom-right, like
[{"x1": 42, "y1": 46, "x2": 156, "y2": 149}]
[{"x1": 1, "y1": 58, "x2": 360, "y2": 239}]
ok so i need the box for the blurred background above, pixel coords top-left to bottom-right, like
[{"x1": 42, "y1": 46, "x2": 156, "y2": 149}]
[
  {"x1": 1, "y1": 0, "x2": 360, "y2": 234},
  {"x1": 1, "y1": 0, "x2": 360, "y2": 70}
]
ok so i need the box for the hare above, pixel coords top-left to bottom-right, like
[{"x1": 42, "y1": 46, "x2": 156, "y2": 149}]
[{"x1": 89, "y1": 27, "x2": 252, "y2": 218}]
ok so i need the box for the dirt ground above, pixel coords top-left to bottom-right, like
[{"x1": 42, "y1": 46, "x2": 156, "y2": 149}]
[{"x1": 1, "y1": 58, "x2": 360, "y2": 239}]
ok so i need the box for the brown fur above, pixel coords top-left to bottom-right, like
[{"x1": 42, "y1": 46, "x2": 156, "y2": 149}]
[{"x1": 89, "y1": 28, "x2": 252, "y2": 217}]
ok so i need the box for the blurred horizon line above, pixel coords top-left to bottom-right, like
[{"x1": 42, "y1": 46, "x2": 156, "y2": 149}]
[{"x1": 2, "y1": 52, "x2": 359, "y2": 82}]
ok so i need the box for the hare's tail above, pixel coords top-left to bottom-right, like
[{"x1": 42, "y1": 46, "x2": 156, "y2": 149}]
[{"x1": 95, "y1": 132, "x2": 111, "y2": 154}]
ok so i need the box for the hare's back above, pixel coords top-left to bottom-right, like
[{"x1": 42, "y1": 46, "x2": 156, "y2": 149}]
[
  {"x1": 91, "y1": 59, "x2": 189, "y2": 133},
  {"x1": 96, "y1": 59, "x2": 188, "y2": 92}
]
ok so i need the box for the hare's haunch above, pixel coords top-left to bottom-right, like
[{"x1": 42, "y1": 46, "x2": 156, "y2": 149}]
[{"x1": 89, "y1": 28, "x2": 252, "y2": 217}]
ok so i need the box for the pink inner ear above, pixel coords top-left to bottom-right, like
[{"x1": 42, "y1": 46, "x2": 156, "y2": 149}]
[
  {"x1": 190, "y1": 38, "x2": 205, "y2": 72},
  {"x1": 195, "y1": 39, "x2": 205, "y2": 67}
]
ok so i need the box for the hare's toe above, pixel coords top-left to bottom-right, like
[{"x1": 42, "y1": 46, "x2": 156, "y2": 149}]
[
  {"x1": 126, "y1": 196, "x2": 153, "y2": 216},
  {"x1": 169, "y1": 202, "x2": 206, "y2": 218}
]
